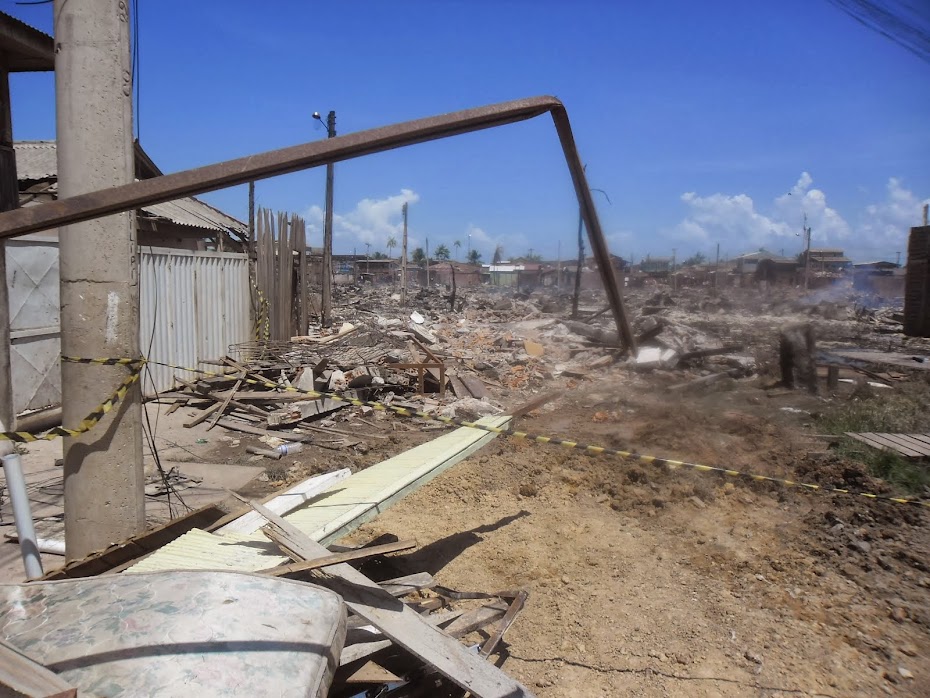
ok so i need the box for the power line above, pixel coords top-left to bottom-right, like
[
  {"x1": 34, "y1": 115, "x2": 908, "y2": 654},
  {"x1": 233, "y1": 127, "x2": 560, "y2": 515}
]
[{"x1": 826, "y1": 0, "x2": 930, "y2": 64}]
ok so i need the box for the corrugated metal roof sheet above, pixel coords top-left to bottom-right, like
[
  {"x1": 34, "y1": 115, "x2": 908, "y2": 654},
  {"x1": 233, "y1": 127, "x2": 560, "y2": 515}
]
[
  {"x1": 0, "y1": 12, "x2": 55, "y2": 72},
  {"x1": 141, "y1": 197, "x2": 246, "y2": 233},
  {"x1": 13, "y1": 141, "x2": 247, "y2": 234},
  {"x1": 127, "y1": 416, "x2": 511, "y2": 574},
  {"x1": 13, "y1": 141, "x2": 57, "y2": 180}
]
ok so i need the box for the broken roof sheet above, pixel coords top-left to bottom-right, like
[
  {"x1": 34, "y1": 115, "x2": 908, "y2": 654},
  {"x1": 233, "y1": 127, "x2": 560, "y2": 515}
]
[
  {"x1": 14, "y1": 141, "x2": 247, "y2": 234},
  {"x1": 0, "y1": 11, "x2": 54, "y2": 72},
  {"x1": 13, "y1": 141, "x2": 56, "y2": 180},
  {"x1": 140, "y1": 197, "x2": 246, "y2": 233}
]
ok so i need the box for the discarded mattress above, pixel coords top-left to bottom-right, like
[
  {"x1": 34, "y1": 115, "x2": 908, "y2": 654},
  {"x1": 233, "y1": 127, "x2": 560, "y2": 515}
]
[{"x1": 0, "y1": 571, "x2": 345, "y2": 697}]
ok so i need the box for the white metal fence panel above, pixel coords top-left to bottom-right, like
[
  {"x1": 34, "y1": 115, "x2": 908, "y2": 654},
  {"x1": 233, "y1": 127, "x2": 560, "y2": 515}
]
[
  {"x1": 6, "y1": 233, "x2": 62, "y2": 413},
  {"x1": 5, "y1": 244, "x2": 250, "y2": 413},
  {"x1": 139, "y1": 248, "x2": 250, "y2": 396}
]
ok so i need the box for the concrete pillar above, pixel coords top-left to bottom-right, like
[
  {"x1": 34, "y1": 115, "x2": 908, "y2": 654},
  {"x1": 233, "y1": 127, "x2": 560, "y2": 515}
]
[{"x1": 55, "y1": 0, "x2": 144, "y2": 559}]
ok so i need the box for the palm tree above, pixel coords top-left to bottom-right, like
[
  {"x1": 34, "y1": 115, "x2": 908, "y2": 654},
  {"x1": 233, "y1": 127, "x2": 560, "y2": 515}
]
[
  {"x1": 434, "y1": 244, "x2": 451, "y2": 261},
  {"x1": 467, "y1": 249, "x2": 482, "y2": 265},
  {"x1": 386, "y1": 236, "x2": 397, "y2": 259},
  {"x1": 453, "y1": 239, "x2": 462, "y2": 260}
]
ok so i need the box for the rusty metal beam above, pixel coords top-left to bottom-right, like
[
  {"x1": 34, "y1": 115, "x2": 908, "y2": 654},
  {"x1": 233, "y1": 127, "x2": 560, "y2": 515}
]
[
  {"x1": 550, "y1": 106, "x2": 636, "y2": 352},
  {"x1": 0, "y1": 95, "x2": 636, "y2": 351}
]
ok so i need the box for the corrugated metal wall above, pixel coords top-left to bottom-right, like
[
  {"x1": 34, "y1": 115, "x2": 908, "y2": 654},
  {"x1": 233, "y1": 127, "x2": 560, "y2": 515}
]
[{"x1": 139, "y1": 248, "x2": 250, "y2": 395}]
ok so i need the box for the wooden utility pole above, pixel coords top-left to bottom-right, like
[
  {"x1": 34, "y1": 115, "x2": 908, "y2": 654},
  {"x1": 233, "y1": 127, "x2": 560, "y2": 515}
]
[
  {"x1": 714, "y1": 242, "x2": 720, "y2": 291},
  {"x1": 318, "y1": 110, "x2": 336, "y2": 327},
  {"x1": 571, "y1": 207, "x2": 584, "y2": 318},
  {"x1": 55, "y1": 0, "x2": 144, "y2": 559},
  {"x1": 425, "y1": 236, "x2": 430, "y2": 287},
  {"x1": 400, "y1": 201, "x2": 408, "y2": 306},
  {"x1": 803, "y1": 213, "x2": 812, "y2": 290},
  {"x1": 248, "y1": 181, "x2": 255, "y2": 239}
]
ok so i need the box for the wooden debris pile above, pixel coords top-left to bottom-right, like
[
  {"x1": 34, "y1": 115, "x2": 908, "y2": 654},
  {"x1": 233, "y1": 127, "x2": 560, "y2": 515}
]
[
  {"x1": 157, "y1": 325, "x2": 477, "y2": 439},
  {"x1": 246, "y1": 498, "x2": 533, "y2": 697}
]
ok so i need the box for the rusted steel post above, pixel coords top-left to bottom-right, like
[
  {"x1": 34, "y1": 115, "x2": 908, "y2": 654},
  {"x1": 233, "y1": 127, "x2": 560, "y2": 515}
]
[
  {"x1": 549, "y1": 106, "x2": 636, "y2": 353},
  {"x1": 0, "y1": 96, "x2": 636, "y2": 351}
]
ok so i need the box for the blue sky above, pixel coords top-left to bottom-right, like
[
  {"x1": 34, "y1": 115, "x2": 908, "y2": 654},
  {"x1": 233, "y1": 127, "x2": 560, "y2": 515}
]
[{"x1": 8, "y1": 0, "x2": 930, "y2": 263}]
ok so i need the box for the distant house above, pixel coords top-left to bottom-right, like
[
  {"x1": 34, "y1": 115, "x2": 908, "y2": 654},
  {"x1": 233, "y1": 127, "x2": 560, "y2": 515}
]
[
  {"x1": 485, "y1": 262, "x2": 523, "y2": 287},
  {"x1": 734, "y1": 249, "x2": 785, "y2": 275},
  {"x1": 755, "y1": 257, "x2": 800, "y2": 285},
  {"x1": 355, "y1": 258, "x2": 397, "y2": 284},
  {"x1": 15, "y1": 140, "x2": 248, "y2": 251},
  {"x1": 851, "y1": 261, "x2": 904, "y2": 295},
  {"x1": 639, "y1": 257, "x2": 671, "y2": 276},
  {"x1": 801, "y1": 248, "x2": 852, "y2": 273},
  {"x1": 852, "y1": 261, "x2": 899, "y2": 275},
  {"x1": 428, "y1": 261, "x2": 483, "y2": 287}
]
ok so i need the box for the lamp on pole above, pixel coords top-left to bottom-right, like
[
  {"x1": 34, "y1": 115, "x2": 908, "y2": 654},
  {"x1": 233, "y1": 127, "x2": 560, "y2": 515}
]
[{"x1": 313, "y1": 110, "x2": 336, "y2": 327}]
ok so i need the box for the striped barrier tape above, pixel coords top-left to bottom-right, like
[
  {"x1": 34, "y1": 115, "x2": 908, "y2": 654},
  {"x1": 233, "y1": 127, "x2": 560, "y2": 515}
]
[
  {"x1": 0, "y1": 361, "x2": 144, "y2": 443},
  {"x1": 81, "y1": 356, "x2": 930, "y2": 511},
  {"x1": 12, "y1": 355, "x2": 924, "y2": 512}
]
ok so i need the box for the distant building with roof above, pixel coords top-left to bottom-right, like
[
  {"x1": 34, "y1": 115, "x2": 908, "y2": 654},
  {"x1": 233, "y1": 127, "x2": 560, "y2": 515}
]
[
  {"x1": 15, "y1": 140, "x2": 248, "y2": 251},
  {"x1": 801, "y1": 248, "x2": 852, "y2": 273}
]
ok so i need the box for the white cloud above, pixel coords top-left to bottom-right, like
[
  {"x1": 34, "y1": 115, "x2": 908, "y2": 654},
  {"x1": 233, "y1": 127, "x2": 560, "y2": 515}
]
[
  {"x1": 674, "y1": 191, "x2": 792, "y2": 246},
  {"x1": 668, "y1": 172, "x2": 929, "y2": 259},
  {"x1": 306, "y1": 189, "x2": 420, "y2": 251},
  {"x1": 461, "y1": 223, "x2": 529, "y2": 261},
  {"x1": 773, "y1": 172, "x2": 851, "y2": 243},
  {"x1": 858, "y1": 178, "x2": 930, "y2": 250}
]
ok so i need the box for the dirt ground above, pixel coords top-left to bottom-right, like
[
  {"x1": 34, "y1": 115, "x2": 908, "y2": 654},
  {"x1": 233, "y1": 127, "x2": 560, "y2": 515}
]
[{"x1": 348, "y1": 372, "x2": 930, "y2": 697}]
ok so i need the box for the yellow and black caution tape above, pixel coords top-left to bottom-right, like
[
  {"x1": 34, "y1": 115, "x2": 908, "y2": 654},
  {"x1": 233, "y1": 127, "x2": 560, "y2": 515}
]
[
  {"x1": 58, "y1": 355, "x2": 926, "y2": 512},
  {"x1": 249, "y1": 276, "x2": 270, "y2": 342},
  {"x1": 0, "y1": 360, "x2": 144, "y2": 443}
]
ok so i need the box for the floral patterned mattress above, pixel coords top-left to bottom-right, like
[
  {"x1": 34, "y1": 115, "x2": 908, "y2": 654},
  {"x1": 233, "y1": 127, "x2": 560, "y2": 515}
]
[{"x1": 0, "y1": 570, "x2": 346, "y2": 697}]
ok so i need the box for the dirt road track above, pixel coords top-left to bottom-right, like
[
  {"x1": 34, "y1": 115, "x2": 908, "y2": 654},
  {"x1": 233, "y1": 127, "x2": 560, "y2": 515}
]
[{"x1": 350, "y1": 382, "x2": 929, "y2": 697}]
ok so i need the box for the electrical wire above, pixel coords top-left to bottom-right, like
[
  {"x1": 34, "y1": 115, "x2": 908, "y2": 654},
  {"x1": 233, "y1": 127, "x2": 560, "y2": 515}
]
[
  {"x1": 827, "y1": 0, "x2": 930, "y2": 64},
  {"x1": 141, "y1": 243, "x2": 191, "y2": 517}
]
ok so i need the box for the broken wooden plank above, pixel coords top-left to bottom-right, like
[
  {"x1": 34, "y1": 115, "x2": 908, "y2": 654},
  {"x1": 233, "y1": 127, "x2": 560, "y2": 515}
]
[
  {"x1": 216, "y1": 469, "x2": 351, "y2": 536},
  {"x1": 379, "y1": 572, "x2": 436, "y2": 597},
  {"x1": 339, "y1": 640, "x2": 393, "y2": 667},
  {"x1": 0, "y1": 640, "x2": 76, "y2": 698},
  {"x1": 443, "y1": 601, "x2": 510, "y2": 638},
  {"x1": 845, "y1": 432, "x2": 925, "y2": 458},
  {"x1": 295, "y1": 423, "x2": 389, "y2": 441},
  {"x1": 257, "y1": 538, "x2": 417, "y2": 576},
  {"x1": 183, "y1": 400, "x2": 223, "y2": 428},
  {"x1": 345, "y1": 660, "x2": 401, "y2": 684},
  {"x1": 510, "y1": 391, "x2": 558, "y2": 418},
  {"x1": 251, "y1": 501, "x2": 534, "y2": 698},
  {"x1": 459, "y1": 375, "x2": 488, "y2": 399},
  {"x1": 207, "y1": 373, "x2": 245, "y2": 430},
  {"x1": 267, "y1": 396, "x2": 346, "y2": 426},
  {"x1": 214, "y1": 418, "x2": 312, "y2": 441},
  {"x1": 877, "y1": 433, "x2": 930, "y2": 456},
  {"x1": 479, "y1": 590, "x2": 528, "y2": 657},
  {"x1": 560, "y1": 320, "x2": 619, "y2": 346},
  {"x1": 449, "y1": 374, "x2": 470, "y2": 398}
]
